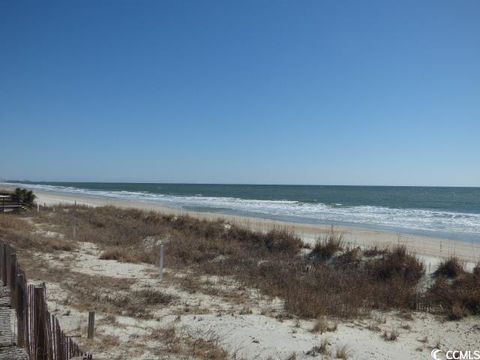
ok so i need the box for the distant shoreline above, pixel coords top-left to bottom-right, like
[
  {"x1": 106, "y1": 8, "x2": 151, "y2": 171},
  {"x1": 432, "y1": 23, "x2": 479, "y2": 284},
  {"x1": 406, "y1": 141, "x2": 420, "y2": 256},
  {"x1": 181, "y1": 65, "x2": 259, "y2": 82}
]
[
  {"x1": 2, "y1": 183, "x2": 479, "y2": 264},
  {"x1": 4, "y1": 181, "x2": 480, "y2": 243}
]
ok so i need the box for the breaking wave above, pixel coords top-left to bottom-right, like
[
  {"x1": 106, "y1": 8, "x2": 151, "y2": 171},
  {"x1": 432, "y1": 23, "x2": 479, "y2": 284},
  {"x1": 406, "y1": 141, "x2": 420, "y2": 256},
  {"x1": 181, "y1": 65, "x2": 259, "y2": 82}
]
[{"x1": 6, "y1": 182, "x2": 480, "y2": 240}]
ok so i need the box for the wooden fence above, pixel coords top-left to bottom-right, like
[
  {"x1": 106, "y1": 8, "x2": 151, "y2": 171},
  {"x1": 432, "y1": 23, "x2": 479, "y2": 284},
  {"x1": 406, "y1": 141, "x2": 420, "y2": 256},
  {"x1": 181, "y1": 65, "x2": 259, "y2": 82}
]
[
  {"x1": 0, "y1": 239, "x2": 92, "y2": 360},
  {"x1": 0, "y1": 194, "x2": 24, "y2": 212}
]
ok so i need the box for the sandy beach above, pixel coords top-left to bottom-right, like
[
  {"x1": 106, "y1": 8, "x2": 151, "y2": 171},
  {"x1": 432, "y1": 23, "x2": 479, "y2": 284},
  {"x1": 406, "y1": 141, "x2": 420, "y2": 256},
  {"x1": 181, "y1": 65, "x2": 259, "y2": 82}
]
[
  {"x1": 4, "y1": 2, "x2": 479, "y2": 358},
  {"x1": 2, "y1": 185, "x2": 480, "y2": 359},
  {"x1": 4, "y1": 184, "x2": 478, "y2": 265}
]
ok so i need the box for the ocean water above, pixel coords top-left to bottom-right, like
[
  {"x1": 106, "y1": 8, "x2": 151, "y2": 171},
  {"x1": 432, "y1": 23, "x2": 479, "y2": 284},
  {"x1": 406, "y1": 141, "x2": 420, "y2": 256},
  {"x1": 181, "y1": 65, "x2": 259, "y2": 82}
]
[{"x1": 5, "y1": 181, "x2": 480, "y2": 242}]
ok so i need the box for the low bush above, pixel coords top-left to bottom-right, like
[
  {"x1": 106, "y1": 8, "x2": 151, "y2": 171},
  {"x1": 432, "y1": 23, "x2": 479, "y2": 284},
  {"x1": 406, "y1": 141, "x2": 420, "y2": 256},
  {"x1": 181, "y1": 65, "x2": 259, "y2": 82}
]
[
  {"x1": 310, "y1": 230, "x2": 343, "y2": 261},
  {"x1": 427, "y1": 271, "x2": 480, "y2": 319},
  {"x1": 44, "y1": 238, "x2": 76, "y2": 252},
  {"x1": 474, "y1": 263, "x2": 480, "y2": 277},
  {"x1": 133, "y1": 289, "x2": 177, "y2": 306},
  {"x1": 11, "y1": 188, "x2": 36, "y2": 207},
  {"x1": 311, "y1": 317, "x2": 337, "y2": 333},
  {"x1": 100, "y1": 247, "x2": 139, "y2": 263},
  {"x1": 335, "y1": 247, "x2": 362, "y2": 266},
  {"x1": 363, "y1": 246, "x2": 386, "y2": 257},
  {"x1": 382, "y1": 329, "x2": 399, "y2": 341},
  {"x1": 434, "y1": 257, "x2": 465, "y2": 278},
  {"x1": 368, "y1": 246, "x2": 425, "y2": 283},
  {"x1": 335, "y1": 345, "x2": 350, "y2": 359}
]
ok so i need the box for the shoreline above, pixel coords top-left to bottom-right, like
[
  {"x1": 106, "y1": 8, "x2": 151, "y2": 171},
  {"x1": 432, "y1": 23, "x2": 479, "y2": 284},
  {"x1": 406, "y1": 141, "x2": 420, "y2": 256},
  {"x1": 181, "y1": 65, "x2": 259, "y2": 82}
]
[{"x1": 2, "y1": 184, "x2": 480, "y2": 263}]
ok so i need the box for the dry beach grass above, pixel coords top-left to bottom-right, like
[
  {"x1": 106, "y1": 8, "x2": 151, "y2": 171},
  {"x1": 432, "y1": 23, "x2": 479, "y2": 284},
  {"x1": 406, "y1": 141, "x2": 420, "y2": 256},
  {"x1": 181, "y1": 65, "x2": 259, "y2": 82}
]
[
  {"x1": 2, "y1": 205, "x2": 479, "y2": 320},
  {"x1": 1, "y1": 203, "x2": 480, "y2": 359}
]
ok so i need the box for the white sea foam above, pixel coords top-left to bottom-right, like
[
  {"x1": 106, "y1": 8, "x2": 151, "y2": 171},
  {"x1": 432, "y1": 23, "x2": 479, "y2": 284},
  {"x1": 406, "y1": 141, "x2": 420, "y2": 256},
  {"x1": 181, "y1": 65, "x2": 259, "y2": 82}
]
[{"x1": 6, "y1": 182, "x2": 480, "y2": 239}]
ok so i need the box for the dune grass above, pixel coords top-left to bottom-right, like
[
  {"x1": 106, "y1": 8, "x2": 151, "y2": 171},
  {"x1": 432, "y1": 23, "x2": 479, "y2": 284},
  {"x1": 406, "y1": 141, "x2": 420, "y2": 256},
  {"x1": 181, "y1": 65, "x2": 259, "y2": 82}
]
[
  {"x1": 1, "y1": 205, "x2": 479, "y2": 320},
  {"x1": 310, "y1": 228, "x2": 343, "y2": 261},
  {"x1": 434, "y1": 257, "x2": 465, "y2": 278}
]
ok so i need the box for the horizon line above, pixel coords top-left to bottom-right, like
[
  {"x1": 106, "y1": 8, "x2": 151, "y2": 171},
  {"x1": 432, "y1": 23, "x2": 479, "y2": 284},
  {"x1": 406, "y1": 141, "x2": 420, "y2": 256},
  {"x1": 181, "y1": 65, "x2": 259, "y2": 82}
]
[{"x1": 4, "y1": 179, "x2": 480, "y2": 189}]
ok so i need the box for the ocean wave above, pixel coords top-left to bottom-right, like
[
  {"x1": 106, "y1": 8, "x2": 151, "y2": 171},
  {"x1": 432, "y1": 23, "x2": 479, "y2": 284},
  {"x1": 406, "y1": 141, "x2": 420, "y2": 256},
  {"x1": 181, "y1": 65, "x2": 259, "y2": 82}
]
[{"x1": 6, "y1": 182, "x2": 480, "y2": 237}]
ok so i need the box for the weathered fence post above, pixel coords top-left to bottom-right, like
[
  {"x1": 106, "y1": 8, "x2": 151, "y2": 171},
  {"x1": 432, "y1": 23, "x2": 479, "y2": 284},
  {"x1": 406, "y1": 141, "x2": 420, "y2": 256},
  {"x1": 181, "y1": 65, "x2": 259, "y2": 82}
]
[
  {"x1": 5, "y1": 245, "x2": 11, "y2": 288},
  {"x1": 2, "y1": 243, "x2": 7, "y2": 286},
  {"x1": 9, "y1": 253, "x2": 17, "y2": 306},
  {"x1": 87, "y1": 311, "x2": 95, "y2": 339},
  {"x1": 159, "y1": 244, "x2": 164, "y2": 281},
  {"x1": 34, "y1": 285, "x2": 48, "y2": 360},
  {"x1": 16, "y1": 272, "x2": 26, "y2": 347},
  {"x1": 0, "y1": 241, "x2": 5, "y2": 286}
]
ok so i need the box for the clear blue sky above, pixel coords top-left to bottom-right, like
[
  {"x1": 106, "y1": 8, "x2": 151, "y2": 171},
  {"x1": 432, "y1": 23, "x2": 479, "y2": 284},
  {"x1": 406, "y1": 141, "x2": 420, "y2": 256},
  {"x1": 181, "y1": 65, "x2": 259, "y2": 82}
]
[{"x1": 1, "y1": 1, "x2": 479, "y2": 186}]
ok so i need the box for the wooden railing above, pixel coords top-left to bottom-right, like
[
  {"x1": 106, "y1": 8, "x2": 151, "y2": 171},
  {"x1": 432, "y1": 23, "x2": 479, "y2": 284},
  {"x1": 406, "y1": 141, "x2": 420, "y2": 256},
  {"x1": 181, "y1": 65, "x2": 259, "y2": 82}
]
[
  {"x1": 0, "y1": 240, "x2": 92, "y2": 360},
  {"x1": 0, "y1": 195, "x2": 24, "y2": 212}
]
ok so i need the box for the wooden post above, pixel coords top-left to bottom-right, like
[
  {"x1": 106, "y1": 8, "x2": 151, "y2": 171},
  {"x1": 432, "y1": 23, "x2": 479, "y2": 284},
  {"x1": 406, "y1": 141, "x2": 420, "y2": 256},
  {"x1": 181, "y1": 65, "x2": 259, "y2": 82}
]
[
  {"x1": 9, "y1": 253, "x2": 17, "y2": 303},
  {"x1": 159, "y1": 244, "x2": 164, "y2": 281},
  {"x1": 34, "y1": 286, "x2": 48, "y2": 360},
  {"x1": 73, "y1": 201, "x2": 77, "y2": 239},
  {"x1": 16, "y1": 273, "x2": 26, "y2": 347},
  {"x1": 0, "y1": 242, "x2": 4, "y2": 286},
  {"x1": 2, "y1": 244, "x2": 8, "y2": 286},
  {"x1": 87, "y1": 311, "x2": 95, "y2": 339}
]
